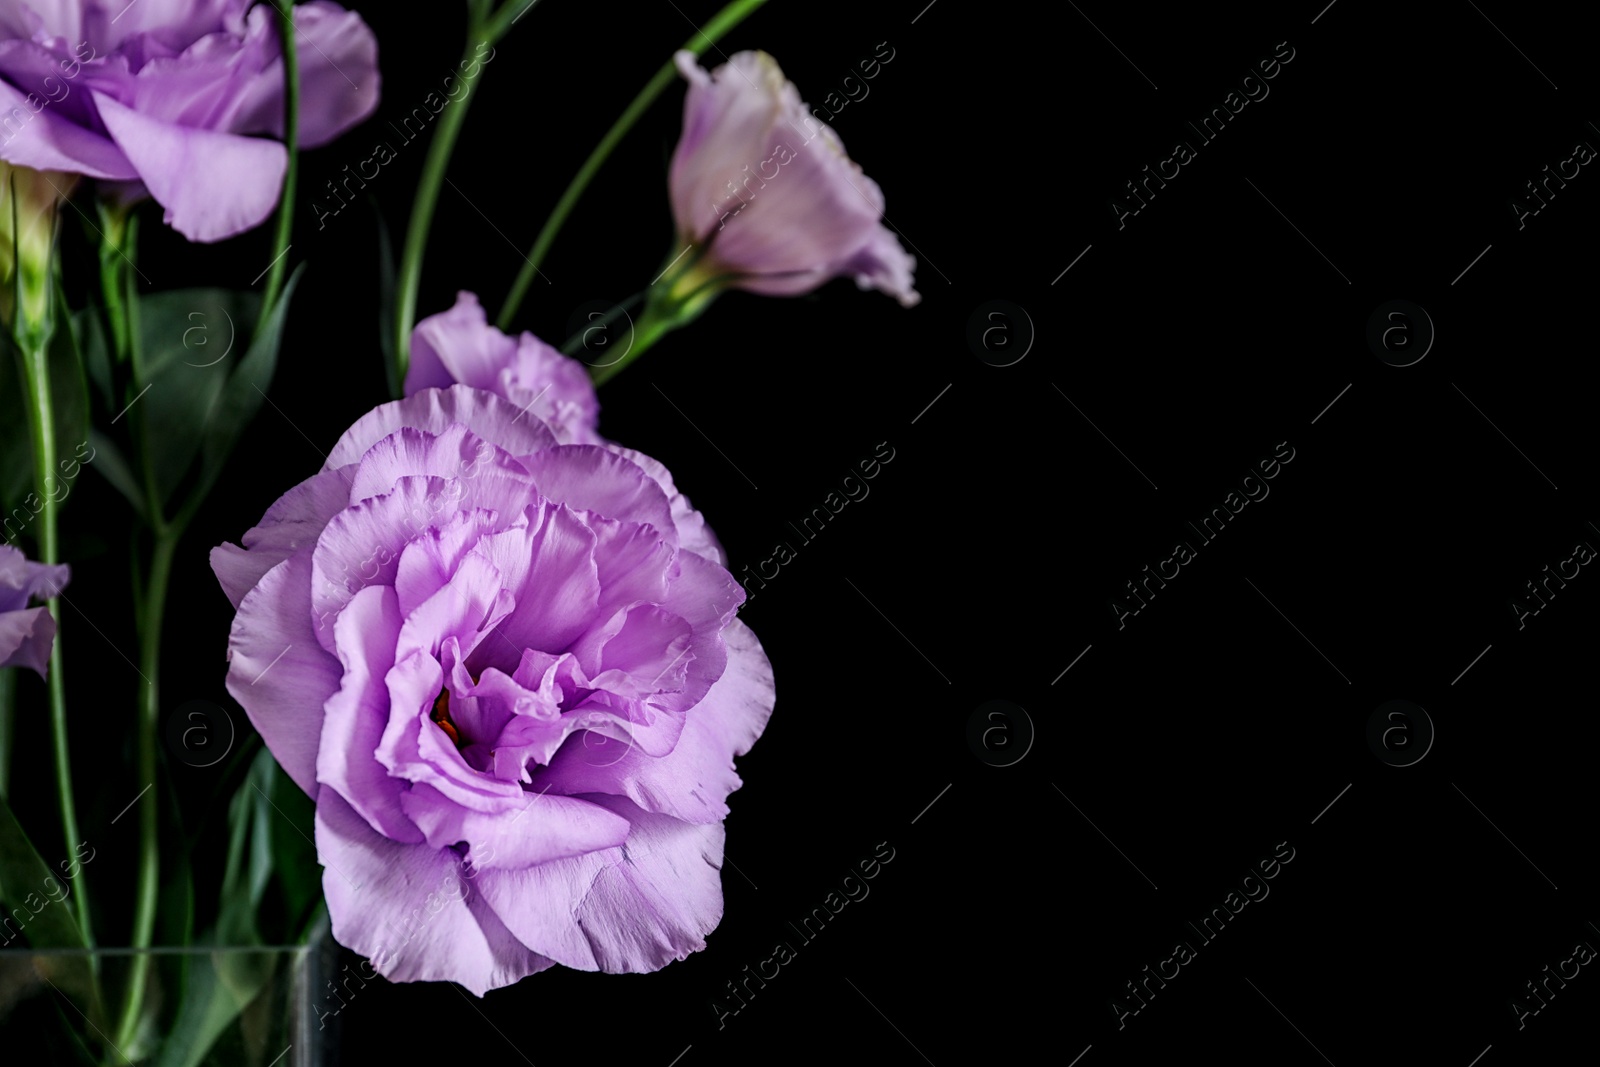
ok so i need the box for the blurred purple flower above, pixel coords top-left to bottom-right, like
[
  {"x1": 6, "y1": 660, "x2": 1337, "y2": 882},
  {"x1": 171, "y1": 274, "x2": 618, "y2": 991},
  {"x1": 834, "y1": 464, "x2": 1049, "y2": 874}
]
[
  {"x1": 667, "y1": 49, "x2": 918, "y2": 307},
  {"x1": 0, "y1": 544, "x2": 68, "y2": 677},
  {"x1": 405, "y1": 292, "x2": 601, "y2": 446},
  {"x1": 0, "y1": 0, "x2": 379, "y2": 242},
  {"x1": 210, "y1": 385, "x2": 773, "y2": 994}
]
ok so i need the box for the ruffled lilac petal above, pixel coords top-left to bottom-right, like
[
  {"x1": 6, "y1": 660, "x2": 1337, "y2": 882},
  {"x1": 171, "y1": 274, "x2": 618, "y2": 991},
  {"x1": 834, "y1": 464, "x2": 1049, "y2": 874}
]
[
  {"x1": 601, "y1": 444, "x2": 725, "y2": 566},
  {"x1": 392, "y1": 550, "x2": 511, "y2": 665},
  {"x1": 707, "y1": 117, "x2": 882, "y2": 280},
  {"x1": 310, "y1": 475, "x2": 535, "y2": 655},
  {"x1": 405, "y1": 296, "x2": 602, "y2": 444},
  {"x1": 476, "y1": 795, "x2": 724, "y2": 973},
  {"x1": 316, "y1": 583, "x2": 422, "y2": 843},
  {"x1": 344, "y1": 425, "x2": 530, "y2": 506},
  {"x1": 536, "y1": 619, "x2": 773, "y2": 824},
  {"x1": 0, "y1": 606, "x2": 56, "y2": 677},
  {"x1": 399, "y1": 784, "x2": 630, "y2": 869},
  {"x1": 586, "y1": 516, "x2": 674, "y2": 627},
  {"x1": 666, "y1": 49, "x2": 918, "y2": 305},
  {"x1": 392, "y1": 509, "x2": 502, "y2": 620},
  {"x1": 324, "y1": 385, "x2": 558, "y2": 471},
  {"x1": 224, "y1": 552, "x2": 343, "y2": 796},
  {"x1": 488, "y1": 503, "x2": 599, "y2": 656},
  {"x1": 91, "y1": 0, "x2": 250, "y2": 54},
  {"x1": 0, "y1": 546, "x2": 69, "y2": 610},
  {"x1": 210, "y1": 467, "x2": 352, "y2": 609},
  {"x1": 562, "y1": 686, "x2": 685, "y2": 761},
  {"x1": 650, "y1": 549, "x2": 744, "y2": 714},
  {"x1": 377, "y1": 648, "x2": 506, "y2": 810},
  {"x1": 224, "y1": 2, "x2": 379, "y2": 148},
  {"x1": 405, "y1": 291, "x2": 514, "y2": 396},
  {"x1": 837, "y1": 220, "x2": 920, "y2": 307},
  {"x1": 669, "y1": 50, "x2": 790, "y2": 245},
  {"x1": 315, "y1": 790, "x2": 553, "y2": 996},
  {"x1": 91, "y1": 89, "x2": 286, "y2": 241},
  {"x1": 576, "y1": 605, "x2": 694, "y2": 700},
  {"x1": 523, "y1": 446, "x2": 675, "y2": 546},
  {"x1": 0, "y1": 76, "x2": 137, "y2": 179}
]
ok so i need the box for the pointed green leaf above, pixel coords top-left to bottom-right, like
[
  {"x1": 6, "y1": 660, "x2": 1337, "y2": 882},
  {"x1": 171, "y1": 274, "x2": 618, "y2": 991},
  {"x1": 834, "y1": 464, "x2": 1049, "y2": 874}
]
[
  {"x1": 134, "y1": 289, "x2": 258, "y2": 506},
  {"x1": 83, "y1": 429, "x2": 146, "y2": 521},
  {"x1": 0, "y1": 794, "x2": 87, "y2": 950},
  {"x1": 187, "y1": 265, "x2": 306, "y2": 516}
]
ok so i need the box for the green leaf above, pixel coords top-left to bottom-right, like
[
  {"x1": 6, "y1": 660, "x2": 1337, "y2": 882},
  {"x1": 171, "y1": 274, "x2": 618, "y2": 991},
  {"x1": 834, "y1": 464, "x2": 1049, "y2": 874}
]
[
  {"x1": 133, "y1": 289, "x2": 258, "y2": 506},
  {"x1": 185, "y1": 265, "x2": 306, "y2": 517},
  {"x1": 269, "y1": 759, "x2": 320, "y2": 940},
  {"x1": 153, "y1": 750, "x2": 282, "y2": 1067},
  {"x1": 0, "y1": 795, "x2": 101, "y2": 1024},
  {"x1": 84, "y1": 429, "x2": 146, "y2": 522},
  {"x1": 0, "y1": 794, "x2": 87, "y2": 950},
  {"x1": 217, "y1": 748, "x2": 276, "y2": 947},
  {"x1": 150, "y1": 951, "x2": 278, "y2": 1067},
  {"x1": 75, "y1": 307, "x2": 113, "y2": 413}
]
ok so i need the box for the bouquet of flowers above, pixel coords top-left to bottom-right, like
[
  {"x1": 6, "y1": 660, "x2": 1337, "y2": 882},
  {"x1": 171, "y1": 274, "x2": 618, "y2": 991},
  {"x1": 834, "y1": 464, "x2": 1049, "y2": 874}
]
[{"x1": 0, "y1": 0, "x2": 916, "y2": 1061}]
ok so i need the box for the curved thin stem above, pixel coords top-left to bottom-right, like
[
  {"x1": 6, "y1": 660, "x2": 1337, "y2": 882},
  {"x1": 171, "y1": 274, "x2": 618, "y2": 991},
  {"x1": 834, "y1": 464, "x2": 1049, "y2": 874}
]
[
  {"x1": 112, "y1": 524, "x2": 175, "y2": 1051},
  {"x1": 495, "y1": 0, "x2": 769, "y2": 331},
  {"x1": 557, "y1": 289, "x2": 646, "y2": 356},
  {"x1": 95, "y1": 203, "x2": 133, "y2": 365},
  {"x1": 17, "y1": 330, "x2": 92, "y2": 946},
  {"x1": 392, "y1": 7, "x2": 511, "y2": 394},
  {"x1": 257, "y1": 0, "x2": 300, "y2": 337}
]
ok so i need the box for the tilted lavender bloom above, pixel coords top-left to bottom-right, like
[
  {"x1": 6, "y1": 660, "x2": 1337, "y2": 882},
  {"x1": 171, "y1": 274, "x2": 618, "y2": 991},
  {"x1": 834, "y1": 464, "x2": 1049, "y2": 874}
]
[
  {"x1": 667, "y1": 50, "x2": 918, "y2": 307},
  {"x1": 210, "y1": 385, "x2": 773, "y2": 994},
  {"x1": 405, "y1": 292, "x2": 601, "y2": 447},
  {"x1": 0, "y1": 0, "x2": 379, "y2": 242},
  {"x1": 0, "y1": 544, "x2": 69, "y2": 677}
]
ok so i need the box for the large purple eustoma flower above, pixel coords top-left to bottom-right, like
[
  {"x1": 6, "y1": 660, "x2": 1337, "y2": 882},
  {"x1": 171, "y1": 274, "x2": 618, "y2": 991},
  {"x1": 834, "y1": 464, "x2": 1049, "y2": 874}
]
[
  {"x1": 210, "y1": 385, "x2": 774, "y2": 994},
  {"x1": 668, "y1": 49, "x2": 918, "y2": 307},
  {"x1": 0, "y1": 0, "x2": 379, "y2": 242},
  {"x1": 405, "y1": 292, "x2": 601, "y2": 447},
  {"x1": 0, "y1": 544, "x2": 68, "y2": 677}
]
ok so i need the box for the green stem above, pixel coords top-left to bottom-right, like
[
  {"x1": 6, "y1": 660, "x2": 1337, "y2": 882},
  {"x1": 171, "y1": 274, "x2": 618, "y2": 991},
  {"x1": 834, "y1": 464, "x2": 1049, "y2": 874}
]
[
  {"x1": 17, "y1": 331, "x2": 93, "y2": 947},
  {"x1": 589, "y1": 313, "x2": 675, "y2": 387},
  {"x1": 257, "y1": 0, "x2": 300, "y2": 337},
  {"x1": 588, "y1": 253, "x2": 732, "y2": 386},
  {"x1": 392, "y1": 7, "x2": 508, "y2": 395},
  {"x1": 96, "y1": 204, "x2": 133, "y2": 365},
  {"x1": 112, "y1": 523, "x2": 177, "y2": 1052},
  {"x1": 558, "y1": 289, "x2": 646, "y2": 356},
  {"x1": 494, "y1": 0, "x2": 769, "y2": 331}
]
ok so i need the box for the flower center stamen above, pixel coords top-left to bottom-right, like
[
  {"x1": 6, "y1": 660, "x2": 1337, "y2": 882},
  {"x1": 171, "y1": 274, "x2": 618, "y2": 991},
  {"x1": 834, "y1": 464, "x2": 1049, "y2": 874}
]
[{"x1": 431, "y1": 689, "x2": 463, "y2": 748}]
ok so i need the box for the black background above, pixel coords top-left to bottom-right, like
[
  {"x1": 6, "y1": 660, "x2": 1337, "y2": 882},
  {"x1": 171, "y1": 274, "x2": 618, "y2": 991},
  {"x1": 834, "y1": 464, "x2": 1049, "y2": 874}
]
[{"x1": 8, "y1": 0, "x2": 1599, "y2": 1064}]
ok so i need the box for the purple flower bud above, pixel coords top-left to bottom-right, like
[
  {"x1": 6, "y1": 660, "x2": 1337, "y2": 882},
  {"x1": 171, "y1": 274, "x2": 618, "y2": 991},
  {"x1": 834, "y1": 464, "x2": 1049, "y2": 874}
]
[{"x1": 668, "y1": 50, "x2": 918, "y2": 307}]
